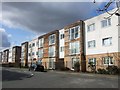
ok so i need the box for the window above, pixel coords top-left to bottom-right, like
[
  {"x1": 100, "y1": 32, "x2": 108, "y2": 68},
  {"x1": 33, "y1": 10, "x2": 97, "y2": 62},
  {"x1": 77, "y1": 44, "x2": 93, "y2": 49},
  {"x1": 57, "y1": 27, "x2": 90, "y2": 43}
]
[
  {"x1": 32, "y1": 43, "x2": 35, "y2": 47},
  {"x1": 29, "y1": 44, "x2": 31, "y2": 48},
  {"x1": 69, "y1": 41, "x2": 80, "y2": 54},
  {"x1": 49, "y1": 34, "x2": 55, "y2": 45},
  {"x1": 88, "y1": 58, "x2": 96, "y2": 65},
  {"x1": 38, "y1": 49, "x2": 43, "y2": 58},
  {"x1": 88, "y1": 40, "x2": 96, "y2": 48},
  {"x1": 102, "y1": 57, "x2": 113, "y2": 65},
  {"x1": 69, "y1": 26, "x2": 80, "y2": 40},
  {"x1": 49, "y1": 58, "x2": 55, "y2": 69},
  {"x1": 39, "y1": 38, "x2": 44, "y2": 48},
  {"x1": 101, "y1": 18, "x2": 111, "y2": 28},
  {"x1": 60, "y1": 46, "x2": 64, "y2": 52},
  {"x1": 49, "y1": 46, "x2": 55, "y2": 57},
  {"x1": 71, "y1": 58, "x2": 79, "y2": 68},
  {"x1": 60, "y1": 34, "x2": 64, "y2": 39},
  {"x1": 36, "y1": 51, "x2": 38, "y2": 55},
  {"x1": 102, "y1": 37, "x2": 112, "y2": 46},
  {"x1": 32, "y1": 52, "x2": 35, "y2": 55},
  {"x1": 36, "y1": 41, "x2": 38, "y2": 46},
  {"x1": 28, "y1": 53, "x2": 31, "y2": 56},
  {"x1": 87, "y1": 23, "x2": 95, "y2": 32}
]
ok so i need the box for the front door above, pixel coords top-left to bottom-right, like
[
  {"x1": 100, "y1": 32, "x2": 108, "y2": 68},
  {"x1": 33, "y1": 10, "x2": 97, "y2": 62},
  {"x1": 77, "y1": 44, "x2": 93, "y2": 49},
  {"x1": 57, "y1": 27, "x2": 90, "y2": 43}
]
[{"x1": 49, "y1": 58, "x2": 55, "y2": 69}]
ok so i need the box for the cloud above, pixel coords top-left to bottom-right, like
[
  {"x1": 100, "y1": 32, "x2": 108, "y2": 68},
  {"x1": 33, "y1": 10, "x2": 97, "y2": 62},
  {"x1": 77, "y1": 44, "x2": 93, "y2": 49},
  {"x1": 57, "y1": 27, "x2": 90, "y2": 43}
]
[
  {"x1": 0, "y1": 28, "x2": 11, "y2": 49},
  {"x1": 2, "y1": 2, "x2": 109, "y2": 34}
]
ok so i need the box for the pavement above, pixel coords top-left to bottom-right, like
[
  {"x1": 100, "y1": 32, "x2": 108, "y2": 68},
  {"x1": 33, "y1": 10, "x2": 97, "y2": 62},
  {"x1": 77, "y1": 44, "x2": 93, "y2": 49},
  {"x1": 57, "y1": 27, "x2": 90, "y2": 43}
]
[
  {"x1": 3, "y1": 67, "x2": 118, "y2": 79},
  {"x1": 1, "y1": 67, "x2": 119, "y2": 88}
]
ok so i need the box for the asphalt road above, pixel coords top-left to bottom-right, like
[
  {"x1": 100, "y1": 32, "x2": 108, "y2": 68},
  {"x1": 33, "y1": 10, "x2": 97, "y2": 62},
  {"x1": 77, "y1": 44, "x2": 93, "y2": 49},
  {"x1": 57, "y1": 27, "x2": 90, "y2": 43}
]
[{"x1": 1, "y1": 67, "x2": 119, "y2": 88}]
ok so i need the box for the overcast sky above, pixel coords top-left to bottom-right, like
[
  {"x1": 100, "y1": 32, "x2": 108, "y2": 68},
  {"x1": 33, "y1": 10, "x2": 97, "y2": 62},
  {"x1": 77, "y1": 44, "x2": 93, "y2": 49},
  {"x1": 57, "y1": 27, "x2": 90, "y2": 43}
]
[{"x1": 0, "y1": 1, "x2": 116, "y2": 50}]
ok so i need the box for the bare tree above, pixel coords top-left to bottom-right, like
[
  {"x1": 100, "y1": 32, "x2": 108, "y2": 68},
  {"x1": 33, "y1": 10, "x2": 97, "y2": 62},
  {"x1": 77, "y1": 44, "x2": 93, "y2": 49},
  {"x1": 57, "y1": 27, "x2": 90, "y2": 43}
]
[{"x1": 94, "y1": 0, "x2": 120, "y2": 20}]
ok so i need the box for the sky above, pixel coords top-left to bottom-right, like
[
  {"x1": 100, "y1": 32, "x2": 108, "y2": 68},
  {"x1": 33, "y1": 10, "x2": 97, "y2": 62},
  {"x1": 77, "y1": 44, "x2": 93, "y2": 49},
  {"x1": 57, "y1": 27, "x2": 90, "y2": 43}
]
[{"x1": 0, "y1": 0, "x2": 116, "y2": 50}]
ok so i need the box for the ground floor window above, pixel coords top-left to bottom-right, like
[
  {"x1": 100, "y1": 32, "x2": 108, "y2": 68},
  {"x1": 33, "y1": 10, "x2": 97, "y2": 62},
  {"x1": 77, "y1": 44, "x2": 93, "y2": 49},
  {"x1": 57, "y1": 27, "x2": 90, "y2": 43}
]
[
  {"x1": 102, "y1": 56, "x2": 113, "y2": 65},
  {"x1": 88, "y1": 58, "x2": 96, "y2": 65},
  {"x1": 49, "y1": 58, "x2": 55, "y2": 69},
  {"x1": 71, "y1": 58, "x2": 79, "y2": 68}
]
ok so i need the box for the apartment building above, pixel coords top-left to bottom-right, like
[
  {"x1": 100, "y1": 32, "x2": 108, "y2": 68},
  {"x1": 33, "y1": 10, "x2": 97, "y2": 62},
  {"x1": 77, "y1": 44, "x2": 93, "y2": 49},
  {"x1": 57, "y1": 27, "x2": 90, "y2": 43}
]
[
  {"x1": 21, "y1": 42, "x2": 28, "y2": 67},
  {"x1": 2, "y1": 49, "x2": 9, "y2": 64},
  {"x1": 28, "y1": 38, "x2": 38, "y2": 66},
  {"x1": 38, "y1": 30, "x2": 59, "y2": 69},
  {"x1": 8, "y1": 47, "x2": 12, "y2": 63},
  {"x1": 38, "y1": 35, "x2": 44, "y2": 66},
  {"x1": 64, "y1": 20, "x2": 86, "y2": 72},
  {"x1": 0, "y1": 52, "x2": 2, "y2": 63},
  {"x1": 58, "y1": 29, "x2": 65, "y2": 68},
  {"x1": 12, "y1": 46, "x2": 21, "y2": 67},
  {"x1": 85, "y1": 9, "x2": 120, "y2": 71}
]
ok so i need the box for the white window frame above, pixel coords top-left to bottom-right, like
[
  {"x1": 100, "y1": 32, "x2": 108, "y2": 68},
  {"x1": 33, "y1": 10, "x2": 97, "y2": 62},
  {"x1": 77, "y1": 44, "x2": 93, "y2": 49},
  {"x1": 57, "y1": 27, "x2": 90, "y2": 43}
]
[
  {"x1": 32, "y1": 43, "x2": 35, "y2": 47},
  {"x1": 87, "y1": 23, "x2": 95, "y2": 32},
  {"x1": 60, "y1": 34, "x2": 64, "y2": 39},
  {"x1": 69, "y1": 41, "x2": 80, "y2": 55},
  {"x1": 88, "y1": 40, "x2": 96, "y2": 48},
  {"x1": 49, "y1": 58, "x2": 55, "y2": 69},
  {"x1": 69, "y1": 26, "x2": 80, "y2": 40},
  {"x1": 49, "y1": 46, "x2": 55, "y2": 57},
  {"x1": 39, "y1": 38, "x2": 44, "y2": 48},
  {"x1": 29, "y1": 44, "x2": 31, "y2": 48},
  {"x1": 101, "y1": 18, "x2": 111, "y2": 28},
  {"x1": 38, "y1": 49, "x2": 43, "y2": 58},
  {"x1": 49, "y1": 34, "x2": 56, "y2": 45},
  {"x1": 60, "y1": 46, "x2": 64, "y2": 52},
  {"x1": 102, "y1": 37, "x2": 112, "y2": 46},
  {"x1": 103, "y1": 56, "x2": 114, "y2": 65},
  {"x1": 88, "y1": 58, "x2": 96, "y2": 65}
]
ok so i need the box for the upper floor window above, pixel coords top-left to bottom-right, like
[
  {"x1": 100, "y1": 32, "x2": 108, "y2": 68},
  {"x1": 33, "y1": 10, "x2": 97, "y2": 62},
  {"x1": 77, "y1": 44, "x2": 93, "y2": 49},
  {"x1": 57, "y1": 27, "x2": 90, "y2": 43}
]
[
  {"x1": 32, "y1": 43, "x2": 35, "y2": 47},
  {"x1": 88, "y1": 40, "x2": 96, "y2": 48},
  {"x1": 102, "y1": 56, "x2": 113, "y2": 65},
  {"x1": 38, "y1": 49, "x2": 43, "y2": 58},
  {"x1": 29, "y1": 44, "x2": 31, "y2": 48},
  {"x1": 32, "y1": 52, "x2": 35, "y2": 55},
  {"x1": 28, "y1": 53, "x2": 31, "y2": 56},
  {"x1": 36, "y1": 51, "x2": 38, "y2": 55},
  {"x1": 88, "y1": 58, "x2": 96, "y2": 65},
  {"x1": 102, "y1": 37, "x2": 112, "y2": 46},
  {"x1": 69, "y1": 26, "x2": 80, "y2": 40},
  {"x1": 49, "y1": 46, "x2": 55, "y2": 57},
  {"x1": 69, "y1": 41, "x2": 80, "y2": 55},
  {"x1": 87, "y1": 23, "x2": 95, "y2": 32},
  {"x1": 60, "y1": 34, "x2": 64, "y2": 39},
  {"x1": 60, "y1": 46, "x2": 64, "y2": 52},
  {"x1": 49, "y1": 34, "x2": 55, "y2": 45},
  {"x1": 36, "y1": 41, "x2": 38, "y2": 46},
  {"x1": 101, "y1": 18, "x2": 111, "y2": 28},
  {"x1": 39, "y1": 38, "x2": 44, "y2": 48}
]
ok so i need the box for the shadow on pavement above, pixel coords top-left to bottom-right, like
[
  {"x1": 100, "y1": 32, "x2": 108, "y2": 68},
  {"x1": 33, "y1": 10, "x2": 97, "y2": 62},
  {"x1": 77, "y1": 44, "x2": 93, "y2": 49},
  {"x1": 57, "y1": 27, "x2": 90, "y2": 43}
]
[{"x1": 2, "y1": 69, "x2": 31, "y2": 81}]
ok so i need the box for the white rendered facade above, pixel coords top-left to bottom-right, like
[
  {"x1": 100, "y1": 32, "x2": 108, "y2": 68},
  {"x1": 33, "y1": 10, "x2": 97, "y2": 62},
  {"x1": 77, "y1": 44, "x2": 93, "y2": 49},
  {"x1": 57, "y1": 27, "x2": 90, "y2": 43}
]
[
  {"x1": 85, "y1": 9, "x2": 119, "y2": 55},
  {"x1": 28, "y1": 38, "x2": 38, "y2": 65},
  {"x1": 59, "y1": 29, "x2": 65, "y2": 59},
  {"x1": 8, "y1": 47, "x2": 12, "y2": 63},
  {"x1": 85, "y1": 8, "x2": 120, "y2": 69}
]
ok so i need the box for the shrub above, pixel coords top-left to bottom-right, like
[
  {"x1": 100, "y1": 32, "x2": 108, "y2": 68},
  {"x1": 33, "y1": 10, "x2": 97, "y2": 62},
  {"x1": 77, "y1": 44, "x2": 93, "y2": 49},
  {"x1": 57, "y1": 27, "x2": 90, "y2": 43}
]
[
  {"x1": 74, "y1": 61, "x2": 80, "y2": 72},
  {"x1": 60, "y1": 67, "x2": 70, "y2": 71},
  {"x1": 97, "y1": 68, "x2": 108, "y2": 74},
  {"x1": 106, "y1": 66, "x2": 119, "y2": 75}
]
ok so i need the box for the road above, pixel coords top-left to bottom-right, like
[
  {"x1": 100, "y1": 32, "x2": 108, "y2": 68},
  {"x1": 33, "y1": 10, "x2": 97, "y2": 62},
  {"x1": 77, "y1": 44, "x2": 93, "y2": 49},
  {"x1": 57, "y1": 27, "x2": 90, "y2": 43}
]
[{"x1": 1, "y1": 67, "x2": 119, "y2": 88}]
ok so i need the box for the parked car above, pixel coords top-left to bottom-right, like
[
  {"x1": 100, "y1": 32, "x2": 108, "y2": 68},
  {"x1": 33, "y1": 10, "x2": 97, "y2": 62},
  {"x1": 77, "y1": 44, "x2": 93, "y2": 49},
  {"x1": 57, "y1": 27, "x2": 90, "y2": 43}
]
[{"x1": 29, "y1": 62, "x2": 44, "y2": 72}]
